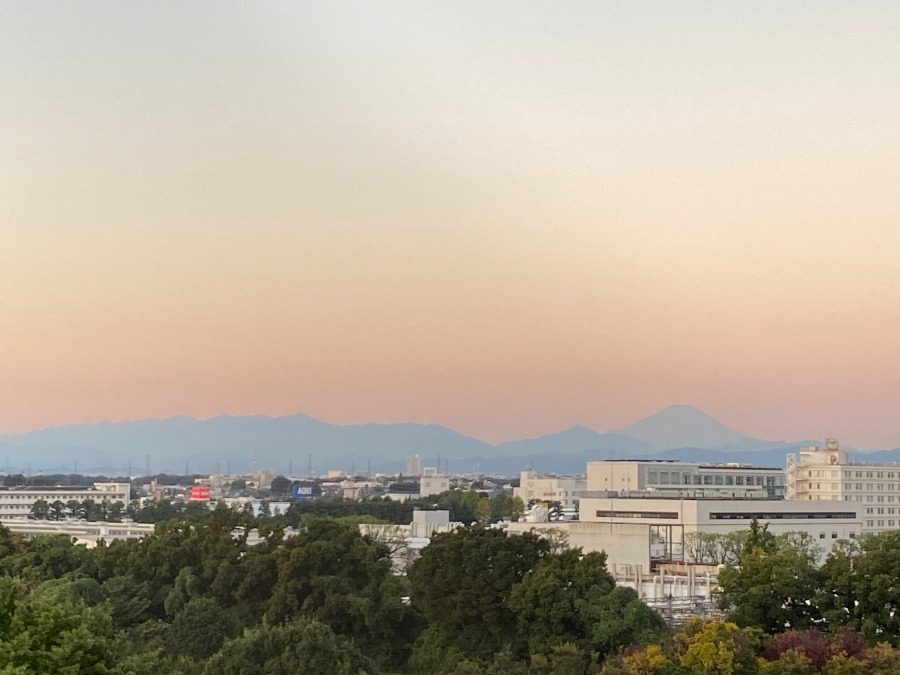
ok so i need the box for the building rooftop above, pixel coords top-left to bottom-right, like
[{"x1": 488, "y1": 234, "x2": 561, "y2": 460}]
[{"x1": 580, "y1": 490, "x2": 781, "y2": 501}]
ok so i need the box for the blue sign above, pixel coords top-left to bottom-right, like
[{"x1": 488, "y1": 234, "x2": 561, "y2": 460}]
[{"x1": 291, "y1": 482, "x2": 319, "y2": 501}]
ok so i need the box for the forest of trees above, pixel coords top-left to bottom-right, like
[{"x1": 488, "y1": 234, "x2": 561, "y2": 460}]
[{"x1": 3, "y1": 500, "x2": 900, "y2": 674}]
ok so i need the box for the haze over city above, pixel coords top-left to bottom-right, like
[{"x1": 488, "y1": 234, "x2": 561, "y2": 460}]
[{"x1": 3, "y1": 3, "x2": 899, "y2": 449}]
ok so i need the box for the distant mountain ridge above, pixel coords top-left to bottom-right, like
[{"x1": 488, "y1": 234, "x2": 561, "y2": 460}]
[{"x1": 1, "y1": 405, "x2": 896, "y2": 476}]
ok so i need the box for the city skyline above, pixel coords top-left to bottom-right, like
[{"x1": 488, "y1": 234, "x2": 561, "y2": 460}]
[{"x1": 3, "y1": 4, "x2": 899, "y2": 449}]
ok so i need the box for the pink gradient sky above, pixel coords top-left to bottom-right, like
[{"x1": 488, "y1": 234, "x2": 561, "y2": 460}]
[{"x1": 2, "y1": 4, "x2": 899, "y2": 448}]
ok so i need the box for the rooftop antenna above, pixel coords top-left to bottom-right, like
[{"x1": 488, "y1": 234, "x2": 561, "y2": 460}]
[
  {"x1": 367, "y1": 460, "x2": 371, "y2": 479},
  {"x1": 307, "y1": 453, "x2": 312, "y2": 478},
  {"x1": 226, "y1": 458, "x2": 230, "y2": 474},
  {"x1": 252, "y1": 451, "x2": 258, "y2": 475},
  {"x1": 289, "y1": 459, "x2": 293, "y2": 477}
]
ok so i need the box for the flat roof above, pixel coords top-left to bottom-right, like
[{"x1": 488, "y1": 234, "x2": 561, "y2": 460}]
[{"x1": 587, "y1": 459, "x2": 782, "y2": 471}]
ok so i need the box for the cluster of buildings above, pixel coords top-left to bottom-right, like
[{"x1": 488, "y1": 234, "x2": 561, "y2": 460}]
[
  {"x1": 5, "y1": 437, "x2": 900, "y2": 609},
  {"x1": 503, "y1": 439, "x2": 894, "y2": 603}
]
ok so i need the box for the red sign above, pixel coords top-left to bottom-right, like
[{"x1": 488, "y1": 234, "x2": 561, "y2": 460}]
[{"x1": 190, "y1": 486, "x2": 211, "y2": 501}]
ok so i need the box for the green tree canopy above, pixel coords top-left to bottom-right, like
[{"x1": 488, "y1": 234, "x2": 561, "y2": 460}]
[
  {"x1": 409, "y1": 526, "x2": 549, "y2": 661},
  {"x1": 203, "y1": 618, "x2": 372, "y2": 675},
  {"x1": 718, "y1": 533, "x2": 821, "y2": 634}
]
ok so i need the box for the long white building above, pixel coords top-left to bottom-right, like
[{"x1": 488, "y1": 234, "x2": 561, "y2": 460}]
[
  {"x1": 587, "y1": 459, "x2": 785, "y2": 498},
  {"x1": 788, "y1": 438, "x2": 900, "y2": 533},
  {"x1": 0, "y1": 483, "x2": 130, "y2": 520}
]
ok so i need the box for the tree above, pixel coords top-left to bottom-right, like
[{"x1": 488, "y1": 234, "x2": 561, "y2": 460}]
[
  {"x1": 267, "y1": 517, "x2": 422, "y2": 670},
  {"x1": 166, "y1": 597, "x2": 230, "y2": 660},
  {"x1": 762, "y1": 629, "x2": 865, "y2": 670},
  {"x1": 672, "y1": 618, "x2": 762, "y2": 675},
  {"x1": 30, "y1": 498, "x2": 50, "y2": 520},
  {"x1": 580, "y1": 585, "x2": 666, "y2": 657},
  {"x1": 718, "y1": 534, "x2": 821, "y2": 634},
  {"x1": 107, "y1": 500, "x2": 125, "y2": 522},
  {"x1": 409, "y1": 526, "x2": 548, "y2": 660},
  {"x1": 50, "y1": 500, "x2": 65, "y2": 521},
  {"x1": 0, "y1": 577, "x2": 135, "y2": 674},
  {"x1": 0, "y1": 525, "x2": 24, "y2": 567},
  {"x1": 509, "y1": 548, "x2": 664, "y2": 659},
  {"x1": 203, "y1": 618, "x2": 372, "y2": 675},
  {"x1": 475, "y1": 497, "x2": 492, "y2": 524},
  {"x1": 817, "y1": 530, "x2": 900, "y2": 643},
  {"x1": 270, "y1": 475, "x2": 292, "y2": 497}
]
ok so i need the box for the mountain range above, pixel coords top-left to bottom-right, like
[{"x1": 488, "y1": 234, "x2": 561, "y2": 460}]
[{"x1": 0, "y1": 405, "x2": 896, "y2": 476}]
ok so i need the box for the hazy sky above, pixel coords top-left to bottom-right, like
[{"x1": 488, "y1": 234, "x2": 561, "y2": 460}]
[{"x1": 2, "y1": 3, "x2": 899, "y2": 448}]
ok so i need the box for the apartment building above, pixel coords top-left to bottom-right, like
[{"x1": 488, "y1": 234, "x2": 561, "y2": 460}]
[
  {"x1": 787, "y1": 438, "x2": 900, "y2": 533},
  {"x1": 0, "y1": 483, "x2": 131, "y2": 520}
]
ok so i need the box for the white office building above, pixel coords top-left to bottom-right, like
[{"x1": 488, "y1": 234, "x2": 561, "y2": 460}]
[{"x1": 587, "y1": 459, "x2": 785, "y2": 498}]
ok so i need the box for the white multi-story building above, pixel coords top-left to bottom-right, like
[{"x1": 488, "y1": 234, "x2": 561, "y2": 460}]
[
  {"x1": 509, "y1": 492, "x2": 860, "y2": 583},
  {"x1": 420, "y1": 470, "x2": 450, "y2": 498},
  {"x1": 587, "y1": 459, "x2": 785, "y2": 498},
  {"x1": 576, "y1": 493, "x2": 860, "y2": 568},
  {"x1": 788, "y1": 438, "x2": 900, "y2": 533},
  {"x1": 514, "y1": 470, "x2": 586, "y2": 510},
  {"x1": 0, "y1": 518, "x2": 153, "y2": 547},
  {"x1": 405, "y1": 455, "x2": 423, "y2": 477},
  {"x1": 0, "y1": 483, "x2": 131, "y2": 520}
]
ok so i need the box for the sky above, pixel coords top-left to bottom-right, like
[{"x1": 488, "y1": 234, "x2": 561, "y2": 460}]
[{"x1": 1, "y1": 2, "x2": 899, "y2": 449}]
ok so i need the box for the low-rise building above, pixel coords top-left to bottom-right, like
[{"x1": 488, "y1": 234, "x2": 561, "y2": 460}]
[
  {"x1": 514, "y1": 470, "x2": 586, "y2": 510},
  {"x1": 420, "y1": 471, "x2": 450, "y2": 498},
  {"x1": 0, "y1": 518, "x2": 152, "y2": 547},
  {"x1": 509, "y1": 492, "x2": 860, "y2": 575},
  {"x1": 0, "y1": 483, "x2": 131, "y2": 520}
]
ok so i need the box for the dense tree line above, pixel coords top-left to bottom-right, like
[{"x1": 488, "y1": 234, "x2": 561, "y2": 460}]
[
  {"x1": 281, "y1": 490, "x2": 524, "y2": 527},
  {"x1": 1, "y1": 473, "x2": 126, "y2": 487},
  {"x1": 4, "y1": 502, "x2": 900, "y2": 673},
  {"x1": 0, "y1": 507, "x2": 658, "y2": 673},
  {"x1": 29, "y1": 497, "x2": 127, "y2": 522}
]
